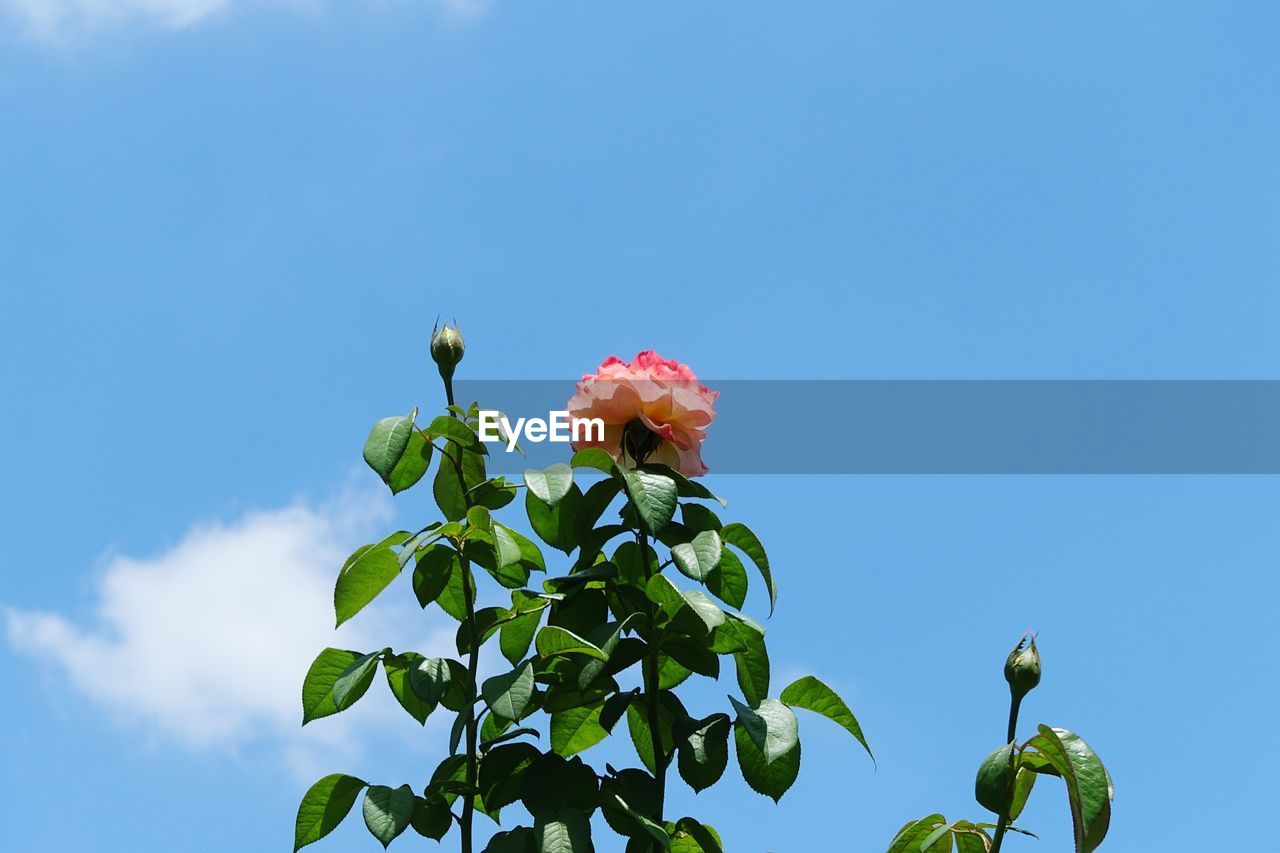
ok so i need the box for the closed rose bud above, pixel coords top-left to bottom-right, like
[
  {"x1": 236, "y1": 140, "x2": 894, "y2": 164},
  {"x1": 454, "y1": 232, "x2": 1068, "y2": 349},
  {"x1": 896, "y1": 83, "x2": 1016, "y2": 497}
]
[
  {"x1": 430, "y1": 322, "x2": 465, "y2": 381},
  {"x1": 975, "y1": 744, "x2": 1018, "y2": 816},
  {"x1": 1004, "y1": 634, "x2": 1041, "y2": 700}
]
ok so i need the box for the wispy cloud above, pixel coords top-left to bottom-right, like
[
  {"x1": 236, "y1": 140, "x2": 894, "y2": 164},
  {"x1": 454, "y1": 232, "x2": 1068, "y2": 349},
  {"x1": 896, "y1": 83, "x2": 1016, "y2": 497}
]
[
  {"x1": 4, "y1": 488, "x2": 454, "y2": 769},
  {"x1": 0, "y1": 0, "x2": 488, "y2": 44}
]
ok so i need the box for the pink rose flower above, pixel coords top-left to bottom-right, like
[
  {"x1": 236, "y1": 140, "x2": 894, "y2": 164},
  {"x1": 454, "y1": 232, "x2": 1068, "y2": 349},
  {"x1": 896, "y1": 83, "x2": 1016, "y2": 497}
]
[{"x1": 567, "y1": 350, "x2": 717, "y2": 477}]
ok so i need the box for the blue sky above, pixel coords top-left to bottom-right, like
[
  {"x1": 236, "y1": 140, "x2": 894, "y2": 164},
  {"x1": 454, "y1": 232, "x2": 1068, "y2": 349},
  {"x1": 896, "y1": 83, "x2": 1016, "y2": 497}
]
[{"x1": 3, "y1": 1, "x2": 1278, "y2": 850}]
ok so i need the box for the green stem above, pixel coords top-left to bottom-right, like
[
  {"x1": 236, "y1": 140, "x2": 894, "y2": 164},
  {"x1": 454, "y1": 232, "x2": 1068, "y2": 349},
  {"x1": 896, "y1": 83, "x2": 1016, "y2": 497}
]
[
  {"x1": 638, "y1": 529, "x2": 667, "y2": 848},
  {"x1": 459, "y1": 552, "x2": 479, "y2": 853},
  {"x1": 440, "y1": 372, "x2": 478, "y2": 853},
  {"x1": 990, "y1": 693, "x2": 1023, "y2": 853}
]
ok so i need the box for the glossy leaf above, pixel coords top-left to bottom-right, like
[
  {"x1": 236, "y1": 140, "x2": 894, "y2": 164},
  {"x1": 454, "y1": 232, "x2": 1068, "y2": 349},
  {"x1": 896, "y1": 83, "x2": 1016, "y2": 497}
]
[
  {"x1": 362, "y1": 784, "x2": 414, "y2": 848},
  {"x1": 732, "y1": 623, "x2": 770, "y2": 706},
  {"x1": 704, "y1": 547, "x2": 748, "y2": 610},
  {"x1": 676, "y1": 714, "x2": 730, "y2": 793},
  {"x1": 618, "y1": 466, "x2": 678, "y2": 535},
  {"x1": 334, "y1": 545, "x2": 400, "y2": 627},
  {"x1": 734, "y1": 717, "x2": 800, "y2": 802},
  {"x1": 730, "y1": 697, "x2": 798, "y2": 764},
  {"x1": 525, "y1": 463, "x2": 574, "y2": 507},
  {"x1": 550, "y1": 703, "x2": 609, "y2": 757},
  {"x1": 1025, "y1": 726, "x2": 1113, "y2": 852},
  {"x1": 302, "y1": 648, "x2": 379, "y2": 724},
  {"x1": 534, "y1": 809, "x2": 592, "y2": 853},
  {"x1": 720, "y1": 522, "x2": 775, "y2": 614},
  {"x1": 671, "y1": 530, "x2": 722, "y2": 583},
  {"x1": 388, "y1": 429, "x2": 433, "y2": 494},
  {"x1": 294, "y1": 773, "x2": 367, "y2": 851},
  {"x1": 482, "y1": 662, "x2": 536, "y2": 723},
  {"x1": 526, "y1": 484, "x2": 583, "y2": 554},
  {"x1": 535, "y1": 625, "x2": 608, "y2": 661},
  {"x1": 779, "y1": 675, "x2": 873, "y2": 762},
  {"x1": 383, "y1": 653, "x2": 433, "y2": 724},
  {"x1": 363, "y1": 416, "x2": 413, "y2": 483},
  {"x1": 480, "y1": 742, "x2": 542, "y2": 813}
]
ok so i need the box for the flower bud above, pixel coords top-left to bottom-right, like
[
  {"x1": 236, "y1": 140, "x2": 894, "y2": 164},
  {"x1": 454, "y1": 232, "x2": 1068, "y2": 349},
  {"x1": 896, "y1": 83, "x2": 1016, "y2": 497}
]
[
  {"x1": 1004, "y1": 634, "x2": 1041, "y2": 700},
  {"x1": 430, "y1": 322, "x2": 465, "y2": 381},
  {"x1": 975, "y1": 744, "x2": 1017, "y2": 816}
]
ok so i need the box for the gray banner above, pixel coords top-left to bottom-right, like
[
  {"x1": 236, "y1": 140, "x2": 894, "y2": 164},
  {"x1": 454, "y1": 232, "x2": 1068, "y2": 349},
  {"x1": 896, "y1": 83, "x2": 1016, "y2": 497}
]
[{"x1": 452, "y1": 380, "x2": 1280, "y2": 474}]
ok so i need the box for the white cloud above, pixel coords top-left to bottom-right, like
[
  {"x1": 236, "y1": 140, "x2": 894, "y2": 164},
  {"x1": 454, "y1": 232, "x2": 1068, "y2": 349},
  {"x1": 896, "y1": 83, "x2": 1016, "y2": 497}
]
[
  {"x1": 4, "y1": 487, "x2": 455, "y2": 761},
  {"x1": 0, "y1": 0, "x2": 487, "y2": 43}
]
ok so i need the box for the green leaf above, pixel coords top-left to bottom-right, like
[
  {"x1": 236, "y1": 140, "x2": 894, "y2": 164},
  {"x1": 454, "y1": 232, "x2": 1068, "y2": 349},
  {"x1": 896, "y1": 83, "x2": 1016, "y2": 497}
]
[
  {"x1": 501, "y1": 594, "x2": 546, "y2": 666},
  {"x1": 480, "y1": 742, "x2": 542, "y2": 813},
  {"x1": 482, "y1": 662, "x2": 536, "y2": 722},
  {"x1": 704, "y1": 547, "x2": 748, "y2": 610},
  {"x1": 1010, "y1": 763, "x2": 1037, "y2": 821},
  {"x1": 671, "y1": 530, "x2": 722, "y2": 583},
  {"x1": 525, "y1": 463, "x2": 574, "y2": 507},
  {"x1": 409, "y1": 657, "x2": 455, "y2": 707},
  {"x1": 294, "y1": 773, "x2": 367, "y2": 851},
  {"x1": 535, "y1": 625, "x2": 608, "y2": 661},
  {"x1": 570, "y1": 447, "x2": 615, "y2": 473},
  {"x1": 409, "y1": 795, "x2": 451, "y2": 841},
  {"x1": 534, "y1": 809, "x2": 592, "y2": 853},
  {"x1": 425, "y1": 413, "x2": 484, "y2": 451},
  {"x1": 886, "y1": 815, "x2": 947, "y2": 853},
  {"x1": 302, "y1": 648, "x2": 379, "y2": 724},
  {"x1": 618, "y1": 466, "x2": 678, "y2": 535},
  {"x1": 730, "y1": 697, "x2": 798, "y2": 764},
  {"x1": 673, "y1": 818, "x2": 724, "y2": 853},
  {"x1": 720, "y1": 522, "x2": 775, "y2": 614},
  {"x1": 383, "y1": 653, "x2": 433, "y2": 724},
  {"x1": 363, "y1": 416, "x2": 414, "y2": 483},
  {"x1": 676, "y1": 714, "x2": 730, "y2": 793},
  {"x1": 732, "y1": 623, "x2": 769, "y2": 706},
  {"x1": 1025, "y1": 725, "x2": 1114, "y2": 852},
  {"x1": 551, "y1": 703, "x2": 609, "y2": 757},
  {"x1": 492, "y1": 523, "x2": 526, "y2": 571},
  {"x1": 413, "y1": 545, "x2": 460, "y2": 609},
  {"x1": 434, "y1": 441, "x2": 486, "y2": 522},
  {"x1": 920, "y1": 821, "x2": 958, "y2": 852},
  {"x1": 779, "y1": 675, "x2": 873, "y2": 762},
  {"x1": 525, "y1": 484, "x2": 583, "y2": 554},
  {"x1": 388, "y1": 429, "x2": 433, "y2": 494},
  {"x1": 734, "y1": 717, "x2": 800, "y2": 802},
  {"x1": 484, "y1": 827, "x2": 535, "y2": 852},
  {"x1": 363, "y1": 784, "x2": 414, "y2": 848},
  {"x1": 605, "y1": 792, "x2": 670, "y2": 847},
  {"x1": 436, "y1": 557, "x2": 473, "y2": 622},
  {"x1": 335, "y1": 545, "x2": 400, "y2": 627},
  {"x1": 680, "y1": 589, "x2": 726, "y2": 633}
]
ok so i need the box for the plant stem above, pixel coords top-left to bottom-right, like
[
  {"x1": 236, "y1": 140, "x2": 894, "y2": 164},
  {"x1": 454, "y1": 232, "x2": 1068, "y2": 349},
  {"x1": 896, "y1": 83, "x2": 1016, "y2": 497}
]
[
  {"x1": 990, "y1": 693, "x2": 1023, "y2": 853},
  {"x1": 459, "y1": 550, "x2": 479, "y2": 853},
  {"x1": 441, "y1": 373, "x2": 478, "y2": 853},
  {"x1": 638, "y1": 529, "x2": 667, "y2": 848}
]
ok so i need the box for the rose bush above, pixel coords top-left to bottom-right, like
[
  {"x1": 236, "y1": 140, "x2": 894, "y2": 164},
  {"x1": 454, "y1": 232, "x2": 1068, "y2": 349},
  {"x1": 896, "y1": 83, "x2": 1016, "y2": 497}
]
[{"x1": 292, "y1": 328, "x2": 1113, "y2": 853}]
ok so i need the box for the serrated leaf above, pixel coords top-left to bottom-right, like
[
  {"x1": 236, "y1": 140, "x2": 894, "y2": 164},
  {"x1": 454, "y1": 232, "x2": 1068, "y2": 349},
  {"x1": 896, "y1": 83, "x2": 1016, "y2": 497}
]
[
  {"x1": 526, "y1": 484, "x2": 583, "y2": 554},
  {"x1": 705, "y1": 547, "x2": 748, "y2": 609},
  {"x1": 779, "y1": 675, "x2": 873, "y2": 762},
  {"x1": 618, "y1": 466, "x2": 678, "y2": 535},
  {"x1": 671, "y1": 530, "x2": 722, "y2": 583},
  {"x1": 525, "y1": 463, "x2": 574, "y2": 507},
  {"x1": 302, "y1": 648, "x2": 379, "y2": 724},
  {"x1": 483, "y1": 662, "x2": 536, "y2": 722},
  {"x1": 720, "y1": 522, "x2": 775, "y2": 614},
  {"x1": 734, "y1": 718, "x2": 800, "y2": 802},
  {"x1": 413, "y1": 544, "x2": 460, "y2": 609},
  {"x1": 335, "y1": 546, "x2": 400, "y2": 627},
  {"x1": 294, "y1": 773, "x2": 367, "y2": 851},
  {"x1": 1025, "y1": 726, "x2": 1113, "y2": 852},
  {"x1": 383, "y1": 653, "x2": 433, "y2": 724},
  {"x1": 409, "y1": 657, "x2": 455, "y2": 707},
  {"x1": 534, "y1": 809, "x2": 592, "y2": 853},
  {"x1": 480, "y1": 742, "x2": 542, "y2": 813},
  {"x1": 535, "y1": 625, "x2": 608, "y2": 661},
  {"x1": 363, "y1": 416, "x2": 414, "y2": 483},
  {"x1": 388, "y1": 429, "x2": 433, "y2": 494},
  {"x1": 676, "y1": 714, "x2": 730, "y2": 793},
  {"x1": 363, "y1": 784, "x2": 414, "y2": 848},
  {"x1": 732, "y1": 623, "x2": 769, "y2": 706},
  {"x1": 550, "y1": 703, "x2": 609, "y2": 757},
  {"x1": 730, "y1": 697, "x2": 798, "y2": 764}
]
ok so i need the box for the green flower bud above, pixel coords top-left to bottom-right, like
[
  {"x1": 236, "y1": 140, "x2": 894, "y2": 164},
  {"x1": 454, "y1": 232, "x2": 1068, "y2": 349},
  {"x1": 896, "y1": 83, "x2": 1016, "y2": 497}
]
[
  {"x1": 430, "y1": 322, "x2": 465, "y2": 381},
  {"x1": 1004, "y1": 634, "x2": 1041, "y2": 700},
  {"x1": 975, "y1": 743, "x2": 1018, "y2": 816}
]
